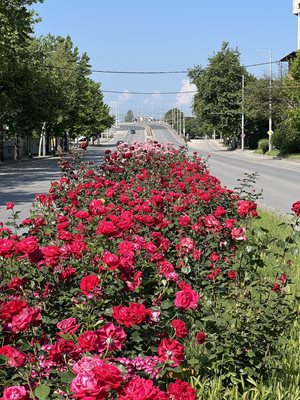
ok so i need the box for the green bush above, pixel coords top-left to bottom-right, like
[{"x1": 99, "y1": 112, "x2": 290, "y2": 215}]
[
  {"x1": 258, "y1": 139, "x2": 269, "y2": 154},
  {"x1": 272, "y1": 123, "x2": 300, "y2": 154}
]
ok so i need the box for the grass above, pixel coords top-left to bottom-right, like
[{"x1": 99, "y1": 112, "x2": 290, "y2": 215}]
[
  {"x1": 191, "y1": 208, "x2": 300, "y2": 399},
  {"x1": 254, "y1": 148, "x2": 300, "y2": 159}
]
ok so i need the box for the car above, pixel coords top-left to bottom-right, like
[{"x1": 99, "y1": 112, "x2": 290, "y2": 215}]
[
  {"x1": 129, "y1": 129, "x2": 136, "y2": 134},
  {"x1": 116, "y1": 140, "x2": 125, "y2": 146}
]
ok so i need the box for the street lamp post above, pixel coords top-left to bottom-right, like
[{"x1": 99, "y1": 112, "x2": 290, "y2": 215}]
[
  {"x1": 241, "y1": 74, "x2": 245, "y2": 151},
  {"x1": 258, "y1": 50, "x2": 273, "y2": 152}
]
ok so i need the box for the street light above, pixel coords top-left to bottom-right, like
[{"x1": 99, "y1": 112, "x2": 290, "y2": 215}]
[{"x1": 258, "y1": 50, "x2": 273, "y2": 152}]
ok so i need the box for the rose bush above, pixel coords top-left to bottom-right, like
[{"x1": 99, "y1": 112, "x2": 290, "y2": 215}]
[{"x1": 0, "y1": 141, "x2": 299, "y2": 398}]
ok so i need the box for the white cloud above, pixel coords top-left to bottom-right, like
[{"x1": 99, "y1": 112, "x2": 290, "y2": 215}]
[
  {"x1": 118, "y1": 89, "x2": 132, "y2": 102},
  {"x1": 176, "y1": 79, "x2": 196, "y2": 107},
  {"x1": 143, "y1": 91, "x2": 161, "y2": 105}
]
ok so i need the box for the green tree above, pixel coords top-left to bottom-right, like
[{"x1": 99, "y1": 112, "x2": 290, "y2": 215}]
[
  {"x1": 244, "y1": 77, "x2": 287, "y2": 149},
  {"x1": 189, "y1": 42, "x2": 250, "y2": 144},
  {"x1": 272, "y1": 54, "x2": 300, "y2": 154},
  {"x1": 125, "y1": 110, "x2": 134, "y2": 122},
  {"x1": 164, "y1": 108, "x2": 183, "y2": 132}
]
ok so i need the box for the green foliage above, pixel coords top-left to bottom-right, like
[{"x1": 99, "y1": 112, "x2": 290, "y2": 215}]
[
  {"x1": 272, "y1": 120, "x2": 300, "y2": 154},
  {"x1": 125, "y1": 110, "x2": 134, "y2": 122},
  {"x1": 0, "y1": 2, "x2": 113, "y2": 147},
  {"x1": 257, "y1": 139, "x2": 269, "y2": 154},
  {"x1": 244, "y1": 78, "x2": 287, "y2": 149},
  {"x1": 189, "y1": 42, "x2": 249, "y2": 141}
]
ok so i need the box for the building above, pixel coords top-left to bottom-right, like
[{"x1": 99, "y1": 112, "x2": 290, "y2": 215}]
[{"x1": 280, "y1": 0, "x2": 300, "y2": 67}]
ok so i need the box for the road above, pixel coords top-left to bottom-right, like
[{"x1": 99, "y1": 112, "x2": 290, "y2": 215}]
[
  {"x1": 0, "y1": 122, "x2": 299, "y2": 225},
  {"x1": 149, "y1": 123, "x2": 300, "y2": 214}
]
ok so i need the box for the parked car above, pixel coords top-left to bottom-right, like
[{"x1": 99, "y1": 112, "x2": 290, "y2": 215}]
[
  {"x1": 129, "y1": 129, "x2": 136, "y2": 134},
  {"x1": 116, "y1": 140, "x2": 124, "y2": 146}
]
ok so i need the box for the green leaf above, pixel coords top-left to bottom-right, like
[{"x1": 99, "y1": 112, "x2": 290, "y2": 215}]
[
  {"x1": 181, "y1": 265, "x2": 191, "y2": 274},
  {"x1": 35, "y1": 385, "x2": 51, "y2": 399},
  {"x1": 161, "y1": 300, "x2": 172, "y2": 309},
  {"x1": 61, "y1": 370, "x2": 76, "y2": 383},
  {"x1": 290, "y1": 247, "x2": 299, "y2": 256}
]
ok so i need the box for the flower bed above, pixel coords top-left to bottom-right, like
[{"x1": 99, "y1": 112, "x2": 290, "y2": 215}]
[{"x1": 0, "y1": 142, "x2": 299, "y2": 399}]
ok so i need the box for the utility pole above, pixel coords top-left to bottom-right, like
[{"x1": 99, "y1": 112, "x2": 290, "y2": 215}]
[
  {"x1": 241, "y1": 74, "x2": 245, "y2": 151},
  {"x1": 268, "y1": 51, "x2": 273, "y2": 152}
]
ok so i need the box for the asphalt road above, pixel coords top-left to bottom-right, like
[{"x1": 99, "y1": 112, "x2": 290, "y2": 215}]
[{"x1": 149, "y1": 123, "x2": 299, "y2": 214}]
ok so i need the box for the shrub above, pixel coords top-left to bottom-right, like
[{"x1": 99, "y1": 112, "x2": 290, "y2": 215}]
[
  {"x1": 258, "y1": 139, "x2": 269, "y2": 154},
  {"x1": 0, "y1": 142, "x2": 299, "y2": 398}
]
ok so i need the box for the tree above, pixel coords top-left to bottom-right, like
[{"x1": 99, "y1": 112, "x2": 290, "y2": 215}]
[
  {"x1": 164, "y1": 108, "x2": 183, "y2": 132},
  {"x1": 244, "y1": 77, "x2": 287, "y2": 149},
  {"x1": 125, "y1": 110, "x2": 134, "y2": 122},
  {"x1": 272, "y1": 54, "x2": 300, "y2": 153},
  {"x1": 189, "y1": 42, "x2": 250, "y2": 144}
]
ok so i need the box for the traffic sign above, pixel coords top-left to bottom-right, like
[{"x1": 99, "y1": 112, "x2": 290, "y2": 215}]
[{"x1": 267, "y1": 130, "x2": 273, "y2": 136}]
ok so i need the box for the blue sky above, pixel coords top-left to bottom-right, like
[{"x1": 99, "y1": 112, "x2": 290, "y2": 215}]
[{"x1": 32, "y1": 0, "x2": 296, "y2": 119}]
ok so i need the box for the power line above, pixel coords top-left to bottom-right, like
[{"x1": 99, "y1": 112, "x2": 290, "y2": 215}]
[
  {"x1": 43, "y1": 60, "x2": 281, "y2": 75},
  {"x1": 102, "y1": 90, "x2": 197, "y2": 95}
]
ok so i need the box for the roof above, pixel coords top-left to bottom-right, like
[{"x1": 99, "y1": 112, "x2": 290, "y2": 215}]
[{"x1": 280, "y1": 50, "x2": 298, "y2": 62}]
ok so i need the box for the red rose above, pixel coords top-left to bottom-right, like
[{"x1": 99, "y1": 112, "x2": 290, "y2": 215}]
[
  {"x1": 93, "y1": 363, "x2": 124, "y2": 389},
  {"x1": 8, "y1": 277, "x2": 26, "y2": 291},
  {"x1": 228, "y1": 270, "x2": 237, "y2": 280},
  {"x1": 158, "y1": 338, "x2": 184, "y2": 367},
  {"x1": 79, "y1": 275, "x2": 100, "y2": 296},
  {"x1": 231, "y1": 227, "x2": 246, "y2": 241},
  {"x1": 237, "y1": 200, "x2": 257, "y2": 218},
  {"x1": 74, "y1": 210, "x2": 90, "y2": 219},
  {"x1": 57, "y1": 318, "x2": 80, "y2": 335},
  {"x1": 0, "y1": 346, "x2": 26, "y2": 367},
  {"x1": 196, "y1": 331, "x2": 206, "y2": 344},
  {"x1": 97, "y1": 323, "x2": 126, "y2": 353},
  {"x1": 0, "y1": 300, "x2": 27, "y2": 323},
  {"x1": 16, "y1": 236, "x2": 39, "y2": 255},
  {"x1": 0, "y1": 238, "x2": 15, "y2": 258},
  {"x1": 118, "y1": 376, "x2": 168, "y2": 400},
  {"x1": 292, "y1": 201, "x2": 300, "y2": 216},
  {"x1": 178, "y1": 215, "x2": 191, "y2": 227},
  {"x1": 6, "y1": 202, "x2": 14, "y2": 210},
  {"x1": 167, "y1": 379, "x2": 197, "y2": 400},
  {"x1": 102, "y1": 250, "x2": 119, "y2": 270},
  {"x1": 174, "y1": 289, "x2": 199, "y2": 310},
  {"x1": 78, "y1": 331, "x2": 99, "y2": 352},
  {"x1": 272, "y1": 283, "x2": 281, "y2": 292},
  {"x1": 2, "y1": 386, "x2": 29, "y2": 400},
  {"x1": 112, "y1": 302, "x2": 147, "y2": 328},
  {"x1": 214, "y1": 206, "x2": 226, "y2": 218},
  {"x1": 11, "y1": 307, "x2": 41, "y2": 333},
  {"x1": 171, "y1": 319, "x2": 189, "y2": 338}
]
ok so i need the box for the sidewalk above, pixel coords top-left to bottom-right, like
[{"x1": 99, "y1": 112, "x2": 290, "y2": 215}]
[{"x1": 210, "y1": 139, "x2": 300, "y2": 165}]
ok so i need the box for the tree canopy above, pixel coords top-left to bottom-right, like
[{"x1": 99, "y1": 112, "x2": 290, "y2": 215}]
[
  {"x1": 189, "y1": 42, "x2": 250, "y2": 142},
  {"x1": 0, "y1": 1, "x2": 113, "y2": 145}
]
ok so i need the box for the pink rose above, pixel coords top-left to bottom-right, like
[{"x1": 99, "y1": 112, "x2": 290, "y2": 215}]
[
  {"x1": 11, "y1": 307, "x2": 41, "y2": 333},
  {"x1": 70, "y1": 370, "x2": 107, "y2": 399},
  {"x1": 6, "y1": 202, "x2": 14, "y2": 210},
  {"x1": 175, "y1": 289, "x2": 199, "y2": 310},
  {"x1": 231, "y1": 227, "x2": 246, "y2": 241},
  {"x1": 2, "y1": 386, "x2": 29, "y2": 400}
]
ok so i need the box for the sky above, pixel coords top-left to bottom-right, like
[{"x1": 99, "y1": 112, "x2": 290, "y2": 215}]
[{"x1": 31, "y1": 0, "x2": 296, "y2": 120}]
